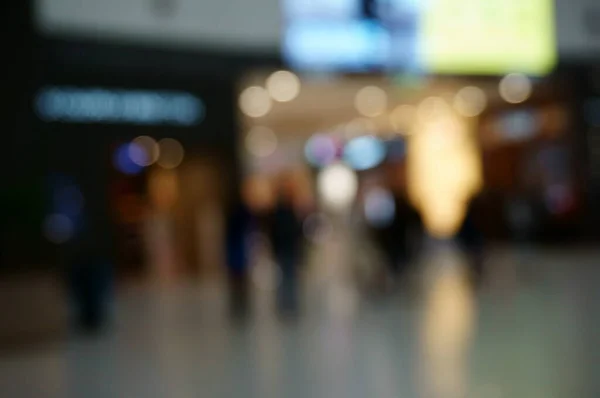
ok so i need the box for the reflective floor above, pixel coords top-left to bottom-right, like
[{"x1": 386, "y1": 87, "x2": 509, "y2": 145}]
[{"x1": 1, "y1": 245, "x2": 599, "y2": 398}]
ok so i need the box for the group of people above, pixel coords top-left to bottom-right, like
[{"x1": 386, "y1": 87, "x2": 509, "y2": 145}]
[
  {"x1": 364, "y1": 188, "x2": 486, "y2": 289},
  {"x1": 225, "y1": 165, "x2": 487, "y2": 319},
  {"x1": 225, "y1": 179, "x2": 306, "y2": 319}
]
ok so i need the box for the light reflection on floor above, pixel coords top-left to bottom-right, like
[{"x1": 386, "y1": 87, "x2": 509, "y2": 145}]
[{"x1": 0, "y1": 245, "x2": 599, "y2": 398}]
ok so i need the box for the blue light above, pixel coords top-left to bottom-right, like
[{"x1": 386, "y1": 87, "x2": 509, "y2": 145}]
[
  {"x1": 343, "y1": 136, "x2": 386, "y2": 171},
  {"x1": 35, "y1": 87, "x2": 204, "y2": 126},
  {"x1": 304, "y1": 134, "x2": 338, "y2": 167},
  {"x1": 114, "y1": 144, "x2": 144, "y2": 175}
]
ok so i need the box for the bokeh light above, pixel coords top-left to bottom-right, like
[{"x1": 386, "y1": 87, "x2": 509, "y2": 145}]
[
  {"x1": 148, "y1": 168, "x2": 179, "y2": 210},
  {"x1": 317, "y1": 163, "x2": 358, "y2": 210},
  {"x1": 354, "y1": 86, "x2": 387, "y2": 117},
  {"x1": 499, "y1": 73, "x2": 532, "y2": 104},
  {"x1": 245, "y1": 126, "x2": 278, "y2": 158},
  {"x1": 418, "y1": 97, "x2": 450, "y2": 122},
  {"x1": 390, "y1": 104, "x2": 416, "y2": 132},
  {"x1": 157, "y1": 138, "x2": 185, "y2": 169},
  {"x1": 239, "y1": 86, "x2": 272, "y2": 117},
  {"x1": 43, "y1": 214, "x2": 74, "y2": 244},
  {"x1": 453, "y1": 86, "x2": 487, "y2": 117},
  {"x1": 114, "y1": 143, "x2": 144, "y2": 175},
  {"x1": 343, "y1": 135, "x2": 386, "y2": 171},
  {"x1": 408, "y1": 111, "x2": 482, "y2": 238},
  {"x1": 131, "y1": 136, "x2": 160, "y2": 166},
  {"x1": 305, "y1": 134, "x2": 338, "y2": 167},
  {"x1": 266, "y1": 70, "x2": 301, "y2": 102}
]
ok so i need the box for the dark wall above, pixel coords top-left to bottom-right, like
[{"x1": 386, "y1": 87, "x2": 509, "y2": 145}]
[
  {"x1": 1, "y1": 2, "x2": 40, "y2": 271},
  {"x1": 1, "y1": 4, "x2": 282, "y2": 271}
]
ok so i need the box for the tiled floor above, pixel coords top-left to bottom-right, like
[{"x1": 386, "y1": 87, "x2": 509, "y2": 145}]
[{"x1": 0, "y1": 245, "x2": 599, "y2": 398}]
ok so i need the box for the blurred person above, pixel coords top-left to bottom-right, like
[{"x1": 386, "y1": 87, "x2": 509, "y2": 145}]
[
  {"x1": 268, "y1": 176, "x2": 305, "y2": 316},
  {"x1": 57, "y1": 171, "x2": 116, "y2": 335},
  {"x1": 368, "y1": 161, "x2": 422, "y2": 288},
  {"x1": 456, "y1": 194, "x2": 486, "y2": 285},
  {"x1": 65, "y1": 206, "x2": 114, "y2": 334},
  {"x1": 225, "y1": 196, "x2": 254, "y2": 319},
  {"x1": 68, "y1": 241, "x2": 113, "y2": 334}
]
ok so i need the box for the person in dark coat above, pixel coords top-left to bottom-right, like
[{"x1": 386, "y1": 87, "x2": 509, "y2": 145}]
[
  {"x1": 457, "y1": 195, "x2": 486, "y2": 285},
  {"x1": 269, "y1": 180, "x2": 304, "y2": 315},
  {"x1": 225, "y1": 199, "x2": 254, "y2": 319},
  {"x1": 368, "y1": 160, "x2": 422, "y2": 284},
  {"x1": 371, "y1": 193, "x2": 421, "y2": 279},
  {"x1": 66, "y1": 212, "x2": 114, "y2": 334}
]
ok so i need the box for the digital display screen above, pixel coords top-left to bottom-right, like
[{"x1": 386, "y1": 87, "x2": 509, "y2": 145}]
[{"x1": 282, "y1": 0, "x2": 556, "y2": 75}]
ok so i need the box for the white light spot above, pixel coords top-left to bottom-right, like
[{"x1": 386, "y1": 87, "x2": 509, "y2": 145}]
[
  {"x1": 453, "y1": 86, "x2": 487, "y2": 117},
  {"x1": 266, "y1": 71, "x2": 301, "y2": 102},
  {"x1": 131, "y1": 136, "x2": 160, "y2": 166},
  {"x1": 317, "y1": 163, "x2": 358, "y2": 210},
  {"x1": 499, "y1": 73, "x2": 532, "y2": 104},
  {"x1": 239, "y1": 86, "x2": 272, "y2": 118},
  {"x1": 355, "y1": 86, "x2": 387, "y2": 117}
]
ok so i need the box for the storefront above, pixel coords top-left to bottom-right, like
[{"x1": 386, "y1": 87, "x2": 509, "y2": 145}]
[
  {"x1": 30, "y1": 40, "x2": 247, "y2": 280},
  {"x1": 236, "y1": 70, "x2": 584, "y2": 243}
]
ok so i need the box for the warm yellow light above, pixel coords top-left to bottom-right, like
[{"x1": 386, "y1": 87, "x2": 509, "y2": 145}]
[
  {"x1": 131, "y1": 135, "x2": 160, "y2": 166},
  {"x1": 354, "y1": 86, "x2": 387, "y2": 117},
  {"x1": 499, "y1": 73, "x2": 532, "y2": 104},
  {"x1": 266, "y1": 70, "x2": 301, "y2": 102},
  {"x1": 408, "y1": 111, "x2": 482, "y2": 238},
  {"x1": 148, "y1": 168, "x2": 179, "y2": 210},
  {"x1": 157, "y1": 138, "x2": 184, "y2": 169},
  {"x1": 390, "y1": 104, "x2": 417, "y2": 133},
  {"x1": 239, "y1": 86, "x2": 272, "y2": 117},
  {"x1": 453, "y1": 86, "x2": 487, "y2": 117},
  {"x1": 417, "y1": 97, "x2": 451, "y2": 123}
]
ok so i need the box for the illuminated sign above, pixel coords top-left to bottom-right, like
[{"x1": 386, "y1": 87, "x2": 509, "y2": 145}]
[
  {"x1": 421, "y1": 0, "x2": 557, "y2": 75},
  {"x1": 283, "y1": 0, "x2": 556, "y2": 75},
  {"x1": 35, "y1": 87, "x2": 205, "y2": 126}
]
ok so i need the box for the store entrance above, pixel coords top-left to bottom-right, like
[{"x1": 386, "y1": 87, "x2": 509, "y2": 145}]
[{"x1": 111, "y1": 145, "x2": 228, "y2": 283}]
